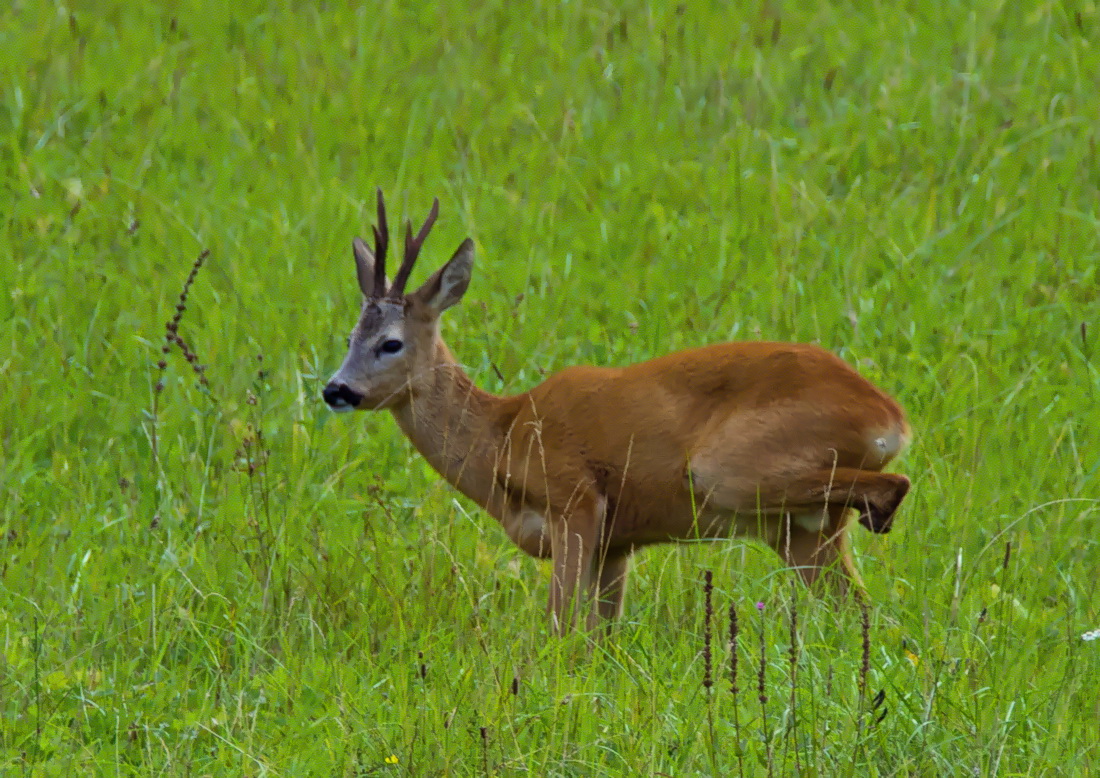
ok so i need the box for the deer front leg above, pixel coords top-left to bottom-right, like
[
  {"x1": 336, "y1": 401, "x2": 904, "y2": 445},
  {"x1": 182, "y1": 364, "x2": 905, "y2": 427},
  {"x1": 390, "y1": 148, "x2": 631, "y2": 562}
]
[
  {"x1": 587, "y1": 551, "x2": 631, "y2": 631},
  {"x1": 547, "y1": 497, "x2": 603, "y2": 634}
]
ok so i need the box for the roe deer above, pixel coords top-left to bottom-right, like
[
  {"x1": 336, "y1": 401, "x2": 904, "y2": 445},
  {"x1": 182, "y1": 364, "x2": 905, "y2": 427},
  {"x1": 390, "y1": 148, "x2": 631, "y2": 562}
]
[{"x1": 324, "y1": 190, "x2": 911, "y2": 632}]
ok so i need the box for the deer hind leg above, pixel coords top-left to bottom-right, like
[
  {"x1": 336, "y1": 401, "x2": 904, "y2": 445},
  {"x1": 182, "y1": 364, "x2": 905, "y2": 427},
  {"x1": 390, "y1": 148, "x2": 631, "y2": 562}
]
[
  {"x1": 768, "y1": 468, "x2": 911, "y2": 534},
  {"x1": 690, "y1": 464, "x2": 910, "y2": 535},
  {"x1": 776, "y1": 505, "x2": 864, "y2": 599},
  {"x1": 689, "y1": 463, "x2": 910, "y2": 597}
]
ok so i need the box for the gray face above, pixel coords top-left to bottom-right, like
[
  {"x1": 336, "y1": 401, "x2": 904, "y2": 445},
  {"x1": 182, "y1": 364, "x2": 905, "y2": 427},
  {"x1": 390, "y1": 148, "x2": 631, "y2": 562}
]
[
  {"x1": 321, "y1": 212, "x2": 475, "y2": 414},
  {"x1": 324, "y1": 299, "x2": 416, "y2": 412}
]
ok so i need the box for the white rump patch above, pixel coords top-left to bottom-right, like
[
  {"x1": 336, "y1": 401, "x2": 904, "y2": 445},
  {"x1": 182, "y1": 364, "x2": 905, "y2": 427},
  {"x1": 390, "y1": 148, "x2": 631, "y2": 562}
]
[{"x1": 870, "y1": 426, "x2": 910, "y2": 462}]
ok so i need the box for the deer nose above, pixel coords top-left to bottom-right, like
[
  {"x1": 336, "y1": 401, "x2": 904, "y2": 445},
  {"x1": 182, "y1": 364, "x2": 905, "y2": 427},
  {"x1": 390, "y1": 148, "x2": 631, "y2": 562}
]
[{"x1": 323, "y1": 382, "x2": 363, "y2": 411}]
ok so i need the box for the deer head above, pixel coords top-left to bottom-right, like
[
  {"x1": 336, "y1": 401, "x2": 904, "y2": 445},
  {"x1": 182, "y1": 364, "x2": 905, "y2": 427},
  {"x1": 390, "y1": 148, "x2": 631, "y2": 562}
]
[{"x1": 323, "y1": 190, "x2": 474, "y2": 412}]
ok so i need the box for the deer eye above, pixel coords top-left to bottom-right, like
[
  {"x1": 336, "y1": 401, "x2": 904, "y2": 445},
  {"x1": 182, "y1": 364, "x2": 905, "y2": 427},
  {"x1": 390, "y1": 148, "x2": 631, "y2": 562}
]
[{"x1": 379, "y1": 339, "x2": 404, "y2": 354}]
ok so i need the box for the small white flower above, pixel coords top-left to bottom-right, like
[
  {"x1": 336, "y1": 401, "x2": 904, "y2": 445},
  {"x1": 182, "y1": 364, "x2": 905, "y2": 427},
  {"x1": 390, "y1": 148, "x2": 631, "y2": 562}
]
[{"x1": 1082, "y1": 629, "x2": 1100, "y2": 642}]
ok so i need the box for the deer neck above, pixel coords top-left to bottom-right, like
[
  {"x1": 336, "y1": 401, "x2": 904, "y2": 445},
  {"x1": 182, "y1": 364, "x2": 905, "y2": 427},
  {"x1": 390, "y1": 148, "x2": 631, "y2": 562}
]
[{"x1": 389, "y1": 338, "x2": 514, "y2": 512}]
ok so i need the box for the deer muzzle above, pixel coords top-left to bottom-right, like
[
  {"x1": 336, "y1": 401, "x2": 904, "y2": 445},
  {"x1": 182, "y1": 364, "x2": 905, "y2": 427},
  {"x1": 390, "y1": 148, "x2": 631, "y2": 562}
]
[{"x1": 322, "y1": 382, "x2": 363, "y2": 412}]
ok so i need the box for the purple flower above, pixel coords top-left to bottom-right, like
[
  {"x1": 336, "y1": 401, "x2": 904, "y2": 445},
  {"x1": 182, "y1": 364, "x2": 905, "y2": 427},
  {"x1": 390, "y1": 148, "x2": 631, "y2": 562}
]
[{"x1": 755, "y1": 601, "x2": 765, "y2": 611}]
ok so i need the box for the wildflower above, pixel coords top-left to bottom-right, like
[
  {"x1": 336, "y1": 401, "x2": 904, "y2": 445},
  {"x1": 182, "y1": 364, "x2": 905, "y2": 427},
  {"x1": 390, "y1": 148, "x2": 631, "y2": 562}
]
[
  {"x1": 755, "y1": 601, "x2": 765, "y2": 612},
  {"x1": 905, "y1": 650, "x2": 919, "y2": 667},
  {"x1": 384, "y1": 755, "x2": 399, "y2": 765},
  {"x1": 1082, "y1": 629, "x2": 1100, "y2": 642}
]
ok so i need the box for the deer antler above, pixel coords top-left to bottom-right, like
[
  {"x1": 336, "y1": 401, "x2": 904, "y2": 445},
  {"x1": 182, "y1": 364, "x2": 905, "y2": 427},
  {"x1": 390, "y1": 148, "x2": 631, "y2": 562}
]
[
  {"x1": 371, "y1": 188, "x2": 389, "y2": 299},
  {"x1": 388, "y1": 197, "x2": 440, "y2": 298}
]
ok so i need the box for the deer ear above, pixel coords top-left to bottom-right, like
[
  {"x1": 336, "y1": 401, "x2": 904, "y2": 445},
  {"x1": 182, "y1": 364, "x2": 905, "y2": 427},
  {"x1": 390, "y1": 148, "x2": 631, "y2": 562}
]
[
  {"x1": 353, "y1": 237, "x2": 392, "y2": 298},
  {"x1": 353, "y1": 237, "x2": 380, "y2": 298},
  {"x1": 411, "y1": 238, "x2": 474, "y2": 314}
]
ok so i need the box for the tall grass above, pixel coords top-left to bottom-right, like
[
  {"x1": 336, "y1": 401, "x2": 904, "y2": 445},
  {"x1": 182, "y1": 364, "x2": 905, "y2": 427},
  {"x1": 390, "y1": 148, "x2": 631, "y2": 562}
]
[{"x1": 2, "y1": 1, "x2": 1098, "y2": 773}]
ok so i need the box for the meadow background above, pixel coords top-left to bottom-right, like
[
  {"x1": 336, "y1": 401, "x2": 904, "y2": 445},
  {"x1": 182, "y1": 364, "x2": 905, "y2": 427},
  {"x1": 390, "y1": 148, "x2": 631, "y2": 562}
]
[{"x1": 2, "y1": 1, "x2": 1098, "y2": 774}]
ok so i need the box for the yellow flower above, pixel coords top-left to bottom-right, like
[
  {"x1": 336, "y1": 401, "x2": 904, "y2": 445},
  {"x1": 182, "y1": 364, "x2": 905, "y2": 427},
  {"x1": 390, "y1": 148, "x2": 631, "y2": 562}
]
[
  {"x1": 384, "y1": 755, "x2": 399, "y2": 765},
  {"x1": 905, "y1": 650, "x2": 919, "y2": 667}
]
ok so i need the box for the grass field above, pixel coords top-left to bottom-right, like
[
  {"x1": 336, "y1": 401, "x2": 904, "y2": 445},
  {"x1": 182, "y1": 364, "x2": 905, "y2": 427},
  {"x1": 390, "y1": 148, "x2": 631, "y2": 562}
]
[{"x1": 3, "y1": 1, "x2": 1099, "y2": 774}]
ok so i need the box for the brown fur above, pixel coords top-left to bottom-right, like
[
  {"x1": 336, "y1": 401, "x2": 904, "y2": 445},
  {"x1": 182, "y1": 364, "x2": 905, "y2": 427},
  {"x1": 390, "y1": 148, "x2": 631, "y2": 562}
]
[{"x1": 326, "y1": 196, "x2": 911, "y2": 633}]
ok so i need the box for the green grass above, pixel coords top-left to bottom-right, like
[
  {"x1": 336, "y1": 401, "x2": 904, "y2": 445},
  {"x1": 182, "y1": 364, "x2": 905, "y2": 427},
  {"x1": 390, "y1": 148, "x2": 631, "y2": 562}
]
[{"x1": 2, "y1": 0, "x2": 1098, "y2": 774}]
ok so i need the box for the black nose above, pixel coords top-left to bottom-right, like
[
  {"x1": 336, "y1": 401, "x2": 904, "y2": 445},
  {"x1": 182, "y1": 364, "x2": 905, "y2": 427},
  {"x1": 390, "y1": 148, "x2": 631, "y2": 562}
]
[{"x1": 322, "y1": 382, "x2": 364, "y2": 409}]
